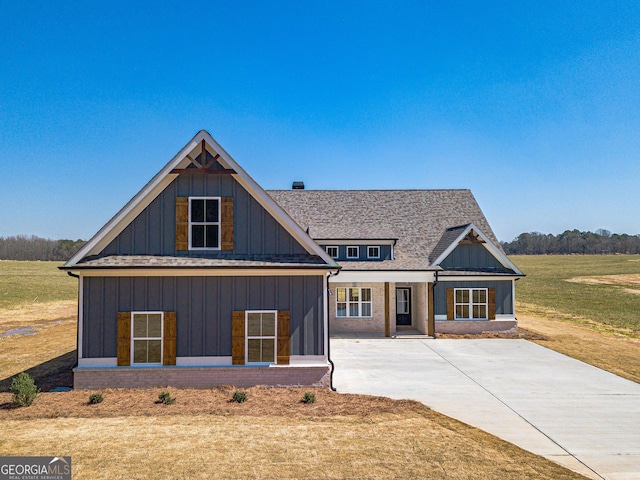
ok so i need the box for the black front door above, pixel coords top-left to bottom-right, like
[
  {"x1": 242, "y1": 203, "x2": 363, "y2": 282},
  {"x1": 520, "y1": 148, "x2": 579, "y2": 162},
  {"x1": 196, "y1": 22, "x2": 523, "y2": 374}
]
[{"x1": 396, "y1": 287, "x2": 412, "y2": 326}]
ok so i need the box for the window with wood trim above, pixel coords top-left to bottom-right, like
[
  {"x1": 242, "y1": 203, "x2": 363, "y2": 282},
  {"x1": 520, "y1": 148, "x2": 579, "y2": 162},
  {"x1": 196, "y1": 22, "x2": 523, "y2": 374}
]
[
  {"x1": 232, "y1": 310, "x2": 290, "y2": 365},
  {"x1": 176, "y1": 196, "x2": 233, "y2": 251},
  {"x1": 336, "y1": 287, "x2": 372, "y2": 317},
  {"x1": 452, "y1": 288, "x2": 492, "y2": 320},
  {"x1": 189, "y1": 197, "x2": 220, "y2": 249},
  {"x1": 367, "y1": 246, "x2": 380, "y2": 258},
  {"x1": 117, "y1": 311, "x2": 176, "y2": 366}
]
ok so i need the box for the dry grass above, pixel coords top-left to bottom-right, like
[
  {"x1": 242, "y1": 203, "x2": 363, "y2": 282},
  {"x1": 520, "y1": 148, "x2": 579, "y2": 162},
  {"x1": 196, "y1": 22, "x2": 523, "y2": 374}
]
[
  {"x1": 0, "y1": 301, "x2": 76, "y2": 391},
  {"x1": 517, "y1": 313, "x2": 640, "y2": 383},
  {"x1": 0, "y1": 389, "x2": 586, "y2": 480}
]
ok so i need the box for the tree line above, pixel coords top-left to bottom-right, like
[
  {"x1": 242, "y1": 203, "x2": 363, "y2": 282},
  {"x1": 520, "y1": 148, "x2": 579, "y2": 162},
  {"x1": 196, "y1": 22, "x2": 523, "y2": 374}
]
[
  {"x1": 0, "y1": 235, "x2": 86, "y2": 261},
  {"x1": 501, "y1": 229, "x2": 640, "y2": 255}
]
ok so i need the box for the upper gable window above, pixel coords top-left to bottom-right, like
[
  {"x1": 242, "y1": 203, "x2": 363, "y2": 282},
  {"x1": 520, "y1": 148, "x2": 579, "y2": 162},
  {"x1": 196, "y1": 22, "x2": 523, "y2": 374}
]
[
  {"x1": 189, "y1": 197, "x2": 220, "y2": 249},
  {"x1": 346, "y1": 246, "x2": 359, "y2": 259},
  {"x1": 367, "y1": 246, "x2": 380, "y2": 259},
  {"x1": 326, "y1": 246, "x2": 339, "y2": 258}
]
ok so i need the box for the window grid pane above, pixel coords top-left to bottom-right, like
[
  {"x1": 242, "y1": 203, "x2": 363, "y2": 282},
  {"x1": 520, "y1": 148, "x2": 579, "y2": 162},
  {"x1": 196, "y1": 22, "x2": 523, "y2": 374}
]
[
  {"x1": 190, "y1": 198, "x2": 220, "y2": 249},
  {"x1": 336, "y1": 287, "x2": 372, "y2": 318},
  {"x1": 246, "y1": 312, "x2": 277, "y2": 364},
  {"x1": 455, "y1": 288, "x2": 488, "y2": 320}
]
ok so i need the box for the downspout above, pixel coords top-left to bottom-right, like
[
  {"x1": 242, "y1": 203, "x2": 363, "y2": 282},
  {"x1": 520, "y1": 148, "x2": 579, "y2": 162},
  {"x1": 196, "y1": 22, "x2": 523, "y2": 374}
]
[
  {"x1": 326, "y1": 270, "x2": 339, "y2": 391},
  {"x1": 66, "y1": 271, "x2": 80, "y2": 367}
]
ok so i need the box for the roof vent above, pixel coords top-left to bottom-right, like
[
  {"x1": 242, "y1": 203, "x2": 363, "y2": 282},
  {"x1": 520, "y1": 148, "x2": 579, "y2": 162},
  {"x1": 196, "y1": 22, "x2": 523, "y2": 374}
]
[{"x1": 292, "y1": 181, "x2": 305, "y2": 190}]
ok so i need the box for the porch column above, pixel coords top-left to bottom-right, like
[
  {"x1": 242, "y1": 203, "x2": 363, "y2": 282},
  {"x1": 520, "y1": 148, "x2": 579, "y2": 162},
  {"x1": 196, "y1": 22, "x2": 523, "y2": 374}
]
[
  {"x1": 427, "y1": 282, "x2": 435, "y2": 336},
  {"x1": 384, "y1": 282, "x2": 391, "y2": 337}
]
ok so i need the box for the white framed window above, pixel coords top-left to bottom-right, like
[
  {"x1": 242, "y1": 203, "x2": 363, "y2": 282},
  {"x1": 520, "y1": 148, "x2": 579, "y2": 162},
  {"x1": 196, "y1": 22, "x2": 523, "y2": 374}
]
[
  {"x1": 346, "y1": 246, "x2": 359, "y2": 259},
  {"x1": 336, "y1": 287, "x2": 372, "y2": 317},
  {"x1": 131, "y1": 312, "x2": 163, "y2": 365},
  {"x1": 455, "y1": 288, "x2": 488, "y2": 320},
  {"x1": 326, "y1": 246, "x2": 339, "y2": 258},
  {"x1": 367, "y1": 246, "x2": 380, "y2": 258},
  {"x1": 245, "y1": 311, "x2": 277, "y2": 364},
  {"x1": 189, "y1": 197, "x2": 220, "y2": 249}
]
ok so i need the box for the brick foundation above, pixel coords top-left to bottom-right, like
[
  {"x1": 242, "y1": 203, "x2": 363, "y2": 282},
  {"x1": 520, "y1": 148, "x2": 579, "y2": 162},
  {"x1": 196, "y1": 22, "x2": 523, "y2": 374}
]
[
  {"x1": 435, "y1": 320, "x2": 517, "y2": 334},
  {"x1": 74, "y1": 365, "x2": 331, "y2": 390}
]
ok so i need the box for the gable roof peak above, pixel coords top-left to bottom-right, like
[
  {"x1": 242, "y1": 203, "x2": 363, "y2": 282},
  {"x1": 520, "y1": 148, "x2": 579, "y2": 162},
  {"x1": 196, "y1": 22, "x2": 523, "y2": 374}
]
[{"x1": 65, "y1": 130, "x2": 337, "y2": 268}]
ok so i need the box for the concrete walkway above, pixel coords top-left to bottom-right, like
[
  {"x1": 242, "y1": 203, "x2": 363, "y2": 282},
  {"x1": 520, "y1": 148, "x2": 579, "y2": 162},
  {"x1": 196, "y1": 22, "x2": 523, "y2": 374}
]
[{"x1": 330, "y1": 338, "x2": 640, "y2": 480}]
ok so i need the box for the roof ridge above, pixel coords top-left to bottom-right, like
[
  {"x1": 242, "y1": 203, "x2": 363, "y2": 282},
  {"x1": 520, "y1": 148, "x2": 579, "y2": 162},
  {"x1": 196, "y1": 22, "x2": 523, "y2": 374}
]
[{"x1": 266, "y1": 189, "x2": 472, "y2": 192}]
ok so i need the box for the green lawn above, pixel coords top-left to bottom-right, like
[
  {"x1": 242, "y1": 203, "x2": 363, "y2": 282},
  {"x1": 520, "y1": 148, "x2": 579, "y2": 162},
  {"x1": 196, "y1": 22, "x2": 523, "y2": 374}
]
[
  {"x1": 512, "y1": 255, "x2": 640, "y2": 332},
  {"x1": 0, "y1": 261, "x2": 77, "y2": 309}
]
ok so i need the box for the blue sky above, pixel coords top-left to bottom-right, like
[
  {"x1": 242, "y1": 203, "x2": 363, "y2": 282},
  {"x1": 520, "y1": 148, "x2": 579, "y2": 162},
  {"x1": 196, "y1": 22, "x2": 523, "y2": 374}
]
[{"x1": 1, "y1": 1, "x2": 639, "y2": 242}]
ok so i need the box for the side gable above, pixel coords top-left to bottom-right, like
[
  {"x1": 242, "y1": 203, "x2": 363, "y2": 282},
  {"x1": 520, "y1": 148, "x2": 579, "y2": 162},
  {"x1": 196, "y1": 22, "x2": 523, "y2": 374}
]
[
  {"x1": 431, "y1": 224, "x2": 523, "y2": 275},
  {"x1": 65, "y1": 131, "x2": 337, "y2": 267}
]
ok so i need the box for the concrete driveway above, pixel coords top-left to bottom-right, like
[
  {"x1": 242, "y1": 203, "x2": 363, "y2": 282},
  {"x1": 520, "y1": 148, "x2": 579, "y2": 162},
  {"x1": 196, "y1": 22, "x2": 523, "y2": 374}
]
[{"x1": 330, "y1": 338, "x2": 640, "y2": 480}]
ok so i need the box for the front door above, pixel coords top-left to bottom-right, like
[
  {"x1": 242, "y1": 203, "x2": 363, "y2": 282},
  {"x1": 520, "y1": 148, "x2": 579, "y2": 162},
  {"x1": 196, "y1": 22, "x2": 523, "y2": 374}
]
[{"x1": 396, "y1": 287, "x2": 412, "y2": 326}]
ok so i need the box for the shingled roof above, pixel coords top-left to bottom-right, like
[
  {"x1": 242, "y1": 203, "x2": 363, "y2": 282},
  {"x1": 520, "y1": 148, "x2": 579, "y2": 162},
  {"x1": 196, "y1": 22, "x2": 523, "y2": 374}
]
[{"x1": 267, "y1": 189, "x2": 503, "y2": 271}]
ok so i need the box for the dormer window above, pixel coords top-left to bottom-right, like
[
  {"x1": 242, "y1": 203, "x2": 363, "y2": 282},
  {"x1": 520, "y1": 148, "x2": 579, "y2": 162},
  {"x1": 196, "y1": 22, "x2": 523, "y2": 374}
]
[
  {"x1": 346, "y1": 246, "x2": 359, "y2": 259},
  {"x1": 367, "y1": 246, "x2": 380, "y2": 259},
  {"x1": 326, "y1": 246, "x2": 339, "y2": 258},
  {"x1": 189, "y1": 197, "x2": 220, "y2": 249}
]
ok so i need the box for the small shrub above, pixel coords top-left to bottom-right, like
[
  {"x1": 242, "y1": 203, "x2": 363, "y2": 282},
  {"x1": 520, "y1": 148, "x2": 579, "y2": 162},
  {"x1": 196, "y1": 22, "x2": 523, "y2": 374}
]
[
  {"x1": 302, "y1": 392, "x2": 316, "y2": 404},
  {"x1": 11, "y1": 372, "x2": 39, "y2": 407},
  {"x1": 231, "y1": 390, "x2": 247, "y2": 403},
  {"x1": 88, "y1": 393, "x2": 104, "y2": 405},
  {"x1": 158, "y1": 391, "x2": 176, "y2": 405}
]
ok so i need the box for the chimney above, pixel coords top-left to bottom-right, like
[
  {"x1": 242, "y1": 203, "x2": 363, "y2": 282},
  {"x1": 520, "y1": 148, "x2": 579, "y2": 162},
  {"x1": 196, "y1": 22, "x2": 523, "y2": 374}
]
[{"x1": 292, "y1": 181, "x2": 305, "y2": 190}]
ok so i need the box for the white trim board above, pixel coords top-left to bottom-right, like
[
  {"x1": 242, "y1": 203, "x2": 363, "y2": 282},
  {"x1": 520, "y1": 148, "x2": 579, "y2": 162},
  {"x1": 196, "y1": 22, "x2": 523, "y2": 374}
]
[
  {"x1": 330, "y1": 270, "x2": 437, "y2": 283},
  {"x1": 76, "y1": 356, "x2": 327, "y2": 368},
  {"x1": 65, "y1": 130, "x2": 338, "y2": 268}
]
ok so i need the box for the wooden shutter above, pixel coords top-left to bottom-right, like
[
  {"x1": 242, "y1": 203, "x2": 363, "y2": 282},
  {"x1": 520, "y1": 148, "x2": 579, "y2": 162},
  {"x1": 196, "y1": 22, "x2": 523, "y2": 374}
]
[
  {"x1": 221, "y1": 197, "x2": 234, "y2": 251},
  {"x1": 163, "y1": 312, "x2": 177, "y2": 366},
  {"x1": 175, "y1": 197, "x2": 189, "y2": 251},
  {"x1": 277, "y1": 311, "x2": 291, "y2": 365},
  {"x1": 446, "y1": 289, "x2": 454, "y2": 321},
  {"x1": 117, "y1": 312, "x2": 131, "y2": 366},
  {"x1": 231, "y1": 310, "x2": 245, "y2": 365},
  {"x1": 488, "y1": 288, "x2": 496, "y2": 320}
]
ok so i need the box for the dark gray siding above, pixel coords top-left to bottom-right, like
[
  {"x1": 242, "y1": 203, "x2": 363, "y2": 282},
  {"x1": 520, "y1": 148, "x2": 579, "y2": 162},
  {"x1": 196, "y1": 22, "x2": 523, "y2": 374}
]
[
  {"x1": 434, "y1": 280, "x2": 513, "y2": 316},
  {"x1": 440, "y1": 244, "x2": 506, "y2": 271},
  {"x1": 82, "y1": 275, "x2": 324, "y2": 358},
  {"x1": 101, "y1": 174, "x2": 307, "y2": 257},
  {"x1": 320, "y1": 244, "x2": 392, "y2": 261}
]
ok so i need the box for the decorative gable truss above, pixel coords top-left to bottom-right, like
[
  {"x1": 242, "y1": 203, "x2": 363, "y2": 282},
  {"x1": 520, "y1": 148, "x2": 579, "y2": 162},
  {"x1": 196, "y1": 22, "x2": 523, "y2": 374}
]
[{"x1": 431, "y1": 223, "x2": 523, "y2": 275}]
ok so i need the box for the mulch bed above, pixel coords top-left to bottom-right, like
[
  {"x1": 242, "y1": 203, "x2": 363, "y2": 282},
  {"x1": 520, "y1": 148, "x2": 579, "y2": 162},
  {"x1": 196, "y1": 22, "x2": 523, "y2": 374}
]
[{"x1": 0, "y1": 386, "x2": 427, "y2": 420}]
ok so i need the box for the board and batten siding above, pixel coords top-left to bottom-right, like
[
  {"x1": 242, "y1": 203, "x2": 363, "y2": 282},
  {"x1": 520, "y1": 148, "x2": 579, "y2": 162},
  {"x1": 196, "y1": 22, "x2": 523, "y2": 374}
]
[
  {"x1": 439, "y1": 244, "x2": 507, "y2": 271},
  {"x1": 82, "y1": 275, "x2": 324, "y2": 359},
  {"x1": 100, "y1": 174, "x2": 307, "y2": 257},
  {"x1": 433, "y1": 280, "x2": 513, "y2": 316}
]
